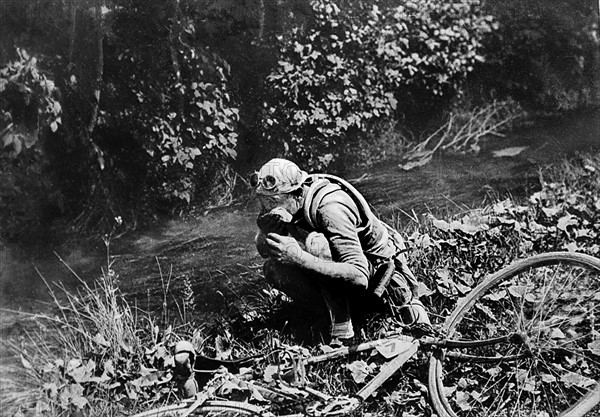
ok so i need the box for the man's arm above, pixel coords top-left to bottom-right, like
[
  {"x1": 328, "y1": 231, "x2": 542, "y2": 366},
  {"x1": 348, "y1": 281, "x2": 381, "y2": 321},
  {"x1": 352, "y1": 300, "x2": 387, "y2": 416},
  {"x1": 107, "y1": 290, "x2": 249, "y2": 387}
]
[
  {"x1": 265, "y1": 192, "x2": 371, "y2": 288},
  {"x1": 265, "y1": 233, "x2": 368, "y2": 288}
]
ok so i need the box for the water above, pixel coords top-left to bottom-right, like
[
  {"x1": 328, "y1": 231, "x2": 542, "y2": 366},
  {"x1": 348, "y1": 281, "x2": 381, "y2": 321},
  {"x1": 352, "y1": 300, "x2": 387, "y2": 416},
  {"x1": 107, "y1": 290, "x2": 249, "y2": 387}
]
[{"x1": 1, "y1": 110, "x2": 598, "y2": 317}]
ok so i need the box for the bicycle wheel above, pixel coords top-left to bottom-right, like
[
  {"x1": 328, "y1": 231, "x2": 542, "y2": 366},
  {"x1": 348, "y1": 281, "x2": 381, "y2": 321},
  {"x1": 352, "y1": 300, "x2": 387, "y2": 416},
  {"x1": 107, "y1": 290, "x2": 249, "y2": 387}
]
[
  {"x1": 428, "y1": 252, "x2": 600, "y2": 417},
  {"x1": 130, "y1": 400, "x2": 270, "y2": 417}
]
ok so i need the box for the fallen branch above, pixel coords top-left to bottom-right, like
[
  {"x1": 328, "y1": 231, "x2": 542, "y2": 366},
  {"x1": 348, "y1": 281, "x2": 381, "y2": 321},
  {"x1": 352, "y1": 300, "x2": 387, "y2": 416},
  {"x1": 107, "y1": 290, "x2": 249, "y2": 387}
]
[{"x1": 399, "y1": 100, "x2": 524, "y2": 171}]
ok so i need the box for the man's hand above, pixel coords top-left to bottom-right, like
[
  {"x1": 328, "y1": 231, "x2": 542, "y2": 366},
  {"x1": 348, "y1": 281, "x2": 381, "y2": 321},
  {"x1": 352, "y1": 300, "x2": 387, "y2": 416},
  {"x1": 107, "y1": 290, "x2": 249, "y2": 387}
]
[
  {"x1": 257, "y1": 208, "x2": 293, "y2": 235},
  {"x1": 265, "y1": 233, "x2": 368, "y2": 289},
  {"x1": 266, "y1": 233, "x2": 305, "y2": 265}
]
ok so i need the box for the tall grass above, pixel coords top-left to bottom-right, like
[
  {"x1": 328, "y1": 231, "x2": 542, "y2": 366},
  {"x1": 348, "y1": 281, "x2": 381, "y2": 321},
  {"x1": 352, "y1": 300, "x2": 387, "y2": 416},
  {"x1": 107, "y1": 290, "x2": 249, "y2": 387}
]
[
  {"x1": 0, "y1": 238, "x2": 202, "y2": 416},
  {"x1": 44, "y1": 254, "x2": 140, "y2": 360}
]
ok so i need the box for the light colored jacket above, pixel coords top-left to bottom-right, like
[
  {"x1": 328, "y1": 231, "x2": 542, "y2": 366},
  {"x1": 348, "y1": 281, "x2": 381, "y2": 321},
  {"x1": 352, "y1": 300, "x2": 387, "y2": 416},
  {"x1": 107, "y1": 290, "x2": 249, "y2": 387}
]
[{"x1": 293, "y1": 175, "x2": 403, "y2": 282}]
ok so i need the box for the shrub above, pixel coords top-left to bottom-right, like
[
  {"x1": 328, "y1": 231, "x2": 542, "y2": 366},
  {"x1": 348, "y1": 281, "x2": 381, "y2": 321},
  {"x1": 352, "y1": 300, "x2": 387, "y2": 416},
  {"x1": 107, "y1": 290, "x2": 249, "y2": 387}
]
[
  {"x1": 0, "y1": 49, "x2": 64, "y2": 237},
  {"x1": 262, "y1": 0, "x2": 495, "y2": 169},
  {"x1": 108, "y1": 3, "x2": 239, "y2": 205}
]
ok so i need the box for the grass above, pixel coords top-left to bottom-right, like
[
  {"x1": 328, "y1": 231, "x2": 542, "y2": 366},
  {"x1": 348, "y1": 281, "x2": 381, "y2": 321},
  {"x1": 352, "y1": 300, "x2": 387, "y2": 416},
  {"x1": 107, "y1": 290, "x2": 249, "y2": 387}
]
[{"x1": 0, "y1": 238, "x2": 202, "y2": 416}]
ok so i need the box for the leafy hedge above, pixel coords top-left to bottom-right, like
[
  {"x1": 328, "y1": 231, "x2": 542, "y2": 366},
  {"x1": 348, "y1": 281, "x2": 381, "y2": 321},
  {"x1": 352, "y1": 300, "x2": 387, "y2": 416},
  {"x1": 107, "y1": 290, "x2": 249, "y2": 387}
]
[{"x1": 262, "y1": 0, "x2": 496, "y2": 168}]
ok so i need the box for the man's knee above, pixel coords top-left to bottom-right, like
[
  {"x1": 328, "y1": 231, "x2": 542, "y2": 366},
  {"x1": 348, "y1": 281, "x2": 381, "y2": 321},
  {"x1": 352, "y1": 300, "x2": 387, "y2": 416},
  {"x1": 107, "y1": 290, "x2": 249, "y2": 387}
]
[{"x1": 305, "y1": 232, "x2": 332, "y2": 260}]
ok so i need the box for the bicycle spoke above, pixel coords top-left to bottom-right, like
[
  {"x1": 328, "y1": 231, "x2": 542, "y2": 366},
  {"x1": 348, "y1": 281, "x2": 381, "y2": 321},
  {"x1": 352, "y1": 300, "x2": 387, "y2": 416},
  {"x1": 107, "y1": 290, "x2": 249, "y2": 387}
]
[{"x1": 431, "y1": 253, "x2": 600, "y2": 417}]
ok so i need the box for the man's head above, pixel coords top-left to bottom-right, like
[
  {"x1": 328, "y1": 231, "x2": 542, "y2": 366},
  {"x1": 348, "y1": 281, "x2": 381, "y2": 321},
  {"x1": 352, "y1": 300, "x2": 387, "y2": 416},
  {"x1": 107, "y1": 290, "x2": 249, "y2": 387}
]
[{"x1": 251, "y1": 158, "x2": 308, "y2": 213}]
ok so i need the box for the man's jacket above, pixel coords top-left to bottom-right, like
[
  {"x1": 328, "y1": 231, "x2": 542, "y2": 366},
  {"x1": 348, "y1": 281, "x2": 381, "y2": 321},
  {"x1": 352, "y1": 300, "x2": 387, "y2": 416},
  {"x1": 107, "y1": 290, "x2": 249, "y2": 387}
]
[{"x1": 292, "y1": 174, "x2": 403, "y2": 282}]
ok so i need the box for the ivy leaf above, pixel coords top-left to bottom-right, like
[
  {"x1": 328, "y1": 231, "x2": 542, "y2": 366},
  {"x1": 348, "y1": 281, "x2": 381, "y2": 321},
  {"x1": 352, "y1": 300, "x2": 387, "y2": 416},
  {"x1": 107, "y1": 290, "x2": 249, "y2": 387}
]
[
  {"x1": 20, "y1": 354, "x2": 33, "y2": 370},
  {"x1": 557, "y1": 214, "x2": 578, "y2": 231},
  {"x1": 561, "y1": 372, "x2": 595, "y2": 388},
  {"x1": 483, "y1": 289, "x2": 507, "y2": 301},
  {"x1": 43, "y1": 382, "x2": 59, "y2": 399},
  {"x1": 588, "y1": 340, "x2": 600, "y2": 356},
  {"x1": 455, "y1": 391, "x2": 472, "y2": 411},
  {"x1": 541, "y1": 373, "x2": 557, "y2": 383},
  {"x1": 508, "y1": 285, "x2": 529, "y2": 298},
  {"x1": 432, "y1": 218, "x2": 451, "y2": 232},
  {"x1": 69, "y1": 360, "x2": 96, "y2": 383},
  {"x1": 131, "y1": 370, "x2": 163, "y2": 388},
  {"x1": 541, "y1": 207, "x2": 560, "y2": 217},
  {"x1": 343, "y1": 360, "x2": 374, "y2": 384}
]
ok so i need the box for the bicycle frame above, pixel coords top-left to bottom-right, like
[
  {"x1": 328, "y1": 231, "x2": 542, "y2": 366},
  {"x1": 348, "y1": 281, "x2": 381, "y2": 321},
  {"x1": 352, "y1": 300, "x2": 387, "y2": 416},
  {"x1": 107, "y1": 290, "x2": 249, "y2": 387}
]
[{"x1": 184, "y1": 330, "x2": 528, "y2": 417}]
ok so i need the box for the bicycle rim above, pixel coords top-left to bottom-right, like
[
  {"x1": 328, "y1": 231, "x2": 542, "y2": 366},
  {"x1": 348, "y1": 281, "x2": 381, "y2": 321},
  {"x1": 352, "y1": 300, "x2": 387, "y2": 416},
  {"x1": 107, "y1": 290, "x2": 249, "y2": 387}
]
[
  {"x1": 428, "y1": 252, "x2": 600, "y2": 417},
  {"x1": 130, "y1": 400, "x2": 269, "y2": 417}
]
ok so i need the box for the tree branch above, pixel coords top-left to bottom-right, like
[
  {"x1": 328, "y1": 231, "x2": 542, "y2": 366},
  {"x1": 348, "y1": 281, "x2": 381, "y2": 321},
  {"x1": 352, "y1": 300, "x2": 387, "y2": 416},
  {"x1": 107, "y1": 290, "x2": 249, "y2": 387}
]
[{"x1": 87, "y1": 0, "x2": 104, "y2": 140}]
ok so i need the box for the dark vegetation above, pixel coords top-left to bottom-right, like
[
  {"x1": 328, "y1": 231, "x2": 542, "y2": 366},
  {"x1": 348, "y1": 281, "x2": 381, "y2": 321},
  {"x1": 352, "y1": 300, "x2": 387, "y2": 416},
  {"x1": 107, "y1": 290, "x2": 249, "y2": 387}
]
[{"x1": 1, "y1": 0, "x2": 599, "y2": 237}]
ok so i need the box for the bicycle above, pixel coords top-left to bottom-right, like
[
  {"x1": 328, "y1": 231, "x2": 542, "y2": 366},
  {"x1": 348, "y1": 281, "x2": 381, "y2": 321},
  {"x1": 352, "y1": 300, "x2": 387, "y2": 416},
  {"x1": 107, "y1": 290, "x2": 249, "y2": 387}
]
[{"x1": 132, "y1": 252, "x2": 600, "y2": 417}]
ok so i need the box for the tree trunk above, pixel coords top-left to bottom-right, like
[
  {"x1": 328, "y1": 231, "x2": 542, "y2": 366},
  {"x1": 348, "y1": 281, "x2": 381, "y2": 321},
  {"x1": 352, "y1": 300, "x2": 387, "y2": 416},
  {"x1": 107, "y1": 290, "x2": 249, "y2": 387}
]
[
  {"x1": 169, "y1": 0, "x2": 185, "y2": 115},
  {"x1": 68, "y1": 2, "x2": 77, "y2": 69},
  {"x1": 87, "y1": 0, "x2": 103, "y2": 143},
  {"x1": 84, "y1": 0, "x2": 106, "y2": 178},
  {"x1": 258, "y1": 0, "x2": 265, "y2": 40}
]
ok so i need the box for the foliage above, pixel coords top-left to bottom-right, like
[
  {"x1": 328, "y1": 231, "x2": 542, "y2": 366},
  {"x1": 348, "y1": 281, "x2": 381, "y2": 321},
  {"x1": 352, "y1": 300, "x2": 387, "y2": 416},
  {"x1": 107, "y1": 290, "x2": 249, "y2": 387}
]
[
  {"x1": 4, "y1": 152, "x2": 600, "y2": 416},
  {"x1": 3, "y1": 269, "x2": 168, "y2": 415},
  {"x1": 223, "y1": 153, "x2": 600, "y2": 416},
  {"x1": 0, "y1": 0, "x2": 598, "y2": 235},
  {"x1": 262, "y1": 0, "x2": 496, "y2": 168},
  {"x1": 0, "y1": 0, "x2": 245, "y2": 234},
  {"x1": 404, "y1": 153, "x2": 600, "y2": 318},
  {"x1": 102, "y1": 0, "x2": 240, "y2": 204},
  {"x1": 1, "y1": 228, "x2": 207, "y2": 415},
  {"x1": 0, "y1": 48, "x2": 62, "y2": 154},
  {"x1": 478, "y1": 0, "x2": 600, "y2": 111},
  {"x1": 0, "y1": 49, "x2": 65, "y2": 237}
]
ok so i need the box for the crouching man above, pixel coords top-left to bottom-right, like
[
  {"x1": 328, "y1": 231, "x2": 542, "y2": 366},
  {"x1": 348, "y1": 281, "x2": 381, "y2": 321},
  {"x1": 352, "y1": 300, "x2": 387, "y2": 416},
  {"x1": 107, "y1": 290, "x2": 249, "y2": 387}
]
[{"x1": 251, "y1": 158, "x2": 430, "y2": 345}]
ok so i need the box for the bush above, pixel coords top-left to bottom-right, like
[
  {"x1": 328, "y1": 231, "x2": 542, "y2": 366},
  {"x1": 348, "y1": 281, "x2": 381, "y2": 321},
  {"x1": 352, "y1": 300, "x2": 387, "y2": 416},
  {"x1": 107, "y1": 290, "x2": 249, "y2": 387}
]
[
  {"x1": 0, "y1": 49, "x2": 64, "y2": 237},
  {"x1": 107, "y1": 2, "x2": 239, "y2": 205},
  {"x1": 262, "y1": 0, "x2": 495, "y2": 169}
]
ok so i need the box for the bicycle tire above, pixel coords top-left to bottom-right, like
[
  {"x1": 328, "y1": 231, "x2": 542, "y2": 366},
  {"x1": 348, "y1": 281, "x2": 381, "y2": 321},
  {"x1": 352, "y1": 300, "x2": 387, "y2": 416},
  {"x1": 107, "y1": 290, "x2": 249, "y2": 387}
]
[
  {"x1": 130, "y1": 400, "x2": 270, "y2": 417},
  {"x1": 428, "y1": 252, "x2": 600, "y2": 417}
]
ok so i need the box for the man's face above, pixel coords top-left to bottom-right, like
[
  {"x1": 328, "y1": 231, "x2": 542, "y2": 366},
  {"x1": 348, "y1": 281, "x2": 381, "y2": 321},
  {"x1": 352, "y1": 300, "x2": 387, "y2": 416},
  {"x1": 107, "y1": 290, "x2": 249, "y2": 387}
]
[{"x1": 257, "y1": 193, "x2": 301, "y2": 215}]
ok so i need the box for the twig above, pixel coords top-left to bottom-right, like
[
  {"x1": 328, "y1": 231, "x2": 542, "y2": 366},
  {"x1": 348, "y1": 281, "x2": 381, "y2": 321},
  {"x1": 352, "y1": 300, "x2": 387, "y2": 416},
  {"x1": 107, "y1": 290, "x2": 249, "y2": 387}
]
[
  {"x1": 0, "y1": 122, "x2": 14, "y2": 138},
  {"x1": 440, "y1": 194, "x2": 471, "y2": 212},
  {"x1": 397, "y1": 207, "x2": 420, "y2": 225}
]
